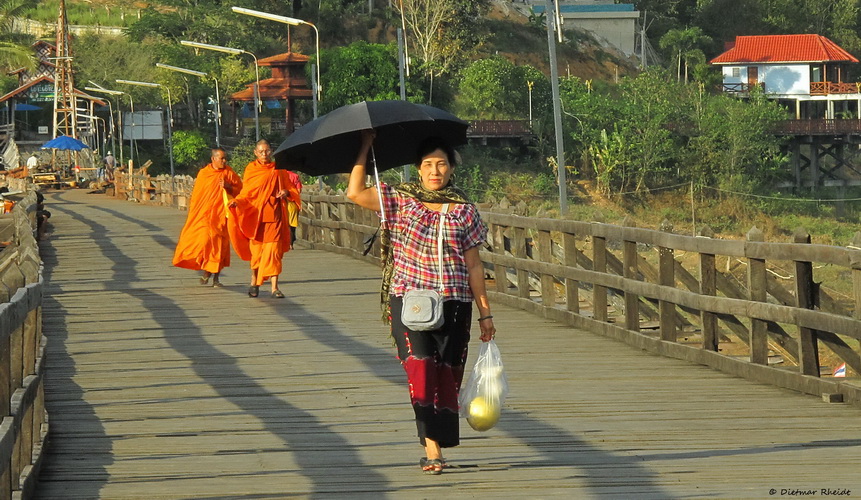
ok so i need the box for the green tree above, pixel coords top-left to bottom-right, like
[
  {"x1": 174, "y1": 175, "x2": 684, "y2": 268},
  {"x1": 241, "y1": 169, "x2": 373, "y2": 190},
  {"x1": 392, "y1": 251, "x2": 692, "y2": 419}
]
[
  {"x1": 659, "y1": 27, "x2": 711, "y2": 83},
  {"x1": 318, "y1": 41, "x2": 404, "y2": 112},
  {"x1": 684, "y1": 86, "x2": 789, "y2": 192},
  {"x1": 0, "y1": 0, "x2": 34, "y2": 71},
  {"x1": 456, "y1": 57, "x2": 520, "y2": 118},
  {"x1": 172, "y1": 130, "x2": 209, "y2": 172}
]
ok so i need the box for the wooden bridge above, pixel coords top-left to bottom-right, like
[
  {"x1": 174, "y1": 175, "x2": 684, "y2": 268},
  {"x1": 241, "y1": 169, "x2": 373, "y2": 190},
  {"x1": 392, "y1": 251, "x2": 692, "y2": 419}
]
[{"x1": 7, "y1": 187, "x2": 861, "y2": 498}]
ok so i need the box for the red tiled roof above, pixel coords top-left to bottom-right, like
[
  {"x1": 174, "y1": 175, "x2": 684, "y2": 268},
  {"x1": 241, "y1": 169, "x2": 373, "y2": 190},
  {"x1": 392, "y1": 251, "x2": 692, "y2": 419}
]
[
  {"x1": 229, "y1": 77, "x2": 312, "y2": 101},
  {"x1": 258, "y1": 52, "x2": 310, "y2": 66},
  {"x1": 710, "y1": 35, "x2": 859, "y2": 64}
]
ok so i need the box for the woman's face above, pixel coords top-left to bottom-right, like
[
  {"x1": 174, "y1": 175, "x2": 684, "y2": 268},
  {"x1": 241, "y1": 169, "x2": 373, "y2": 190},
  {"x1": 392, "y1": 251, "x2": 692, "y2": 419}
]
[{"x1": 419, "y1": 148, "x2": 453, "y2": 191}]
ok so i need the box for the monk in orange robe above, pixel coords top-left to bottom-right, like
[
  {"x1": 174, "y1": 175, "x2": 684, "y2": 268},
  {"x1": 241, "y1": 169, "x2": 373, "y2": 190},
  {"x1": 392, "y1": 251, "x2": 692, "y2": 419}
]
[
  {"x1": 229, "y1": 140, "x2": 301, "y2": 298},
  {"x1": 173, "y1": 148, "x2": 242, "y2": 287}
]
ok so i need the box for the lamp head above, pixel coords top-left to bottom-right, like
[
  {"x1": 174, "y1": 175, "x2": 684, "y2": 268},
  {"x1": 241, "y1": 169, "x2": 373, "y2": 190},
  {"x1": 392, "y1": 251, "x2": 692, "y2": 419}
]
[{"x1": 180, "y1": 40, "x2": 244, "y2": 55}]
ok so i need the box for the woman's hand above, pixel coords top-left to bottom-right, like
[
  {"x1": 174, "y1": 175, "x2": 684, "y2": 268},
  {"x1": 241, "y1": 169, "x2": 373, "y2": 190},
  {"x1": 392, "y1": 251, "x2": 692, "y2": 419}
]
[
  {"x1": 346, "y1": 129, "x2": 381, "y2": 211},
  {"x1": 478, "y1": 317, "x2": 496, "y2": 342}
]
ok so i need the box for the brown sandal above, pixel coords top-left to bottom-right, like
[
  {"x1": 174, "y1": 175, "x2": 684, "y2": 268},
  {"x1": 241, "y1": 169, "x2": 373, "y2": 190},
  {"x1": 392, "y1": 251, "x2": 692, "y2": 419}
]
[
  {"x1": 248, "y1": 285, "x2": 259, "y2": 297},
  {"x1": 420, "y1": 458, "x2": 444, "y2": 475}
]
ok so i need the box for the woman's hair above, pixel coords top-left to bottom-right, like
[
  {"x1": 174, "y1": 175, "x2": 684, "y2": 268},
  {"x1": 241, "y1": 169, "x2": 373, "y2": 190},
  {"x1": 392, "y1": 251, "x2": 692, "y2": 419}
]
[{"x1": 415, "y1": 137, "x2": 457, "y2": 167}]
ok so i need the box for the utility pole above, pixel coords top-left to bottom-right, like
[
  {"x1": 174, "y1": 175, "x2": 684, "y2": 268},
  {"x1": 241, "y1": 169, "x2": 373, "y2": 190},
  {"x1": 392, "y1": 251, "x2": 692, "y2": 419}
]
[
  {"x1": 640, "y1": 10, "x2": 647, "y2": 69},
  {"x1": 546, "y1": 0, "x2": 567, "y2": 214}
]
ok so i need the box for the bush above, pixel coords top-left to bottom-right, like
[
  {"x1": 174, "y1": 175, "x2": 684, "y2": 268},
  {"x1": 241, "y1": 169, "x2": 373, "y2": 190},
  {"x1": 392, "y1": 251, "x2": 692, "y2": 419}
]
[{"x1": 172, "y1": 130, "x2": 209, "y2": 173}]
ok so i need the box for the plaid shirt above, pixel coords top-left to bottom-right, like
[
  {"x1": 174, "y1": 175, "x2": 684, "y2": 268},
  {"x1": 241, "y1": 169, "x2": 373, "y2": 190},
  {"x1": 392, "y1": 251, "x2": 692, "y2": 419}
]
[{"x1": 380, "y1": 183, "x2": 488, "y2": 302}]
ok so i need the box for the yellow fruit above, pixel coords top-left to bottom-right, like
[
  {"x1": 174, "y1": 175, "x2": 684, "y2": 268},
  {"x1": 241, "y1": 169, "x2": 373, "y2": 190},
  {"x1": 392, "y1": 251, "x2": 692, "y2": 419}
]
[{"x1": 466, "y1": 396, "x2": 500, "y2": 431}]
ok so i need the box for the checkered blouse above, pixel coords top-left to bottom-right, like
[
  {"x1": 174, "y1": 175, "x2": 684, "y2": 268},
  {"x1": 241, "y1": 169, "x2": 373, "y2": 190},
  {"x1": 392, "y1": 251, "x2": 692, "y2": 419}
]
[{"x1": 380, "y1": 183, "x2": 488, "y2": 302}]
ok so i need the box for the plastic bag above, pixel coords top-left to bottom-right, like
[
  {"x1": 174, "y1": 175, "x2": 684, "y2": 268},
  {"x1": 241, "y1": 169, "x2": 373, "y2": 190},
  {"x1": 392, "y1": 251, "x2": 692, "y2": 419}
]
[{"x1": 459, "y1": 339, "x2": 508, "y2": 432}]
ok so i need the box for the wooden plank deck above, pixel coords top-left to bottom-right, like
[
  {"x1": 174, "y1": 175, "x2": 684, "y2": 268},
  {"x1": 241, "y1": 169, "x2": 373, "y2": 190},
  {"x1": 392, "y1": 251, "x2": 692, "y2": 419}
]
[{"x1": 35, "y1": 189, "x2": 861, "y2": 499}]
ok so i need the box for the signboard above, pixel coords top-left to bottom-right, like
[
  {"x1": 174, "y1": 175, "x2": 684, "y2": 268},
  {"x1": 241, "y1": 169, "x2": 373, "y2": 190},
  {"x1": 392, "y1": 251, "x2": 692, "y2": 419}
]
[
  {"x1": 38, "y1": 126, "x2": 48, "y2": 134},
  {"x1": 28, "y1": 83, "x2": 54, "y2": 102},
  {"x1": 122, "y1": 110, "x2": 163, "y2": 140}
]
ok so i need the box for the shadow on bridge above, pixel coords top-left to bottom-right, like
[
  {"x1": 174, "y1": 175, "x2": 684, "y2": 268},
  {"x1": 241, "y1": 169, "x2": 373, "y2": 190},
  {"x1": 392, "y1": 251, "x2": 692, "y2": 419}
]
[{"x1": 38, "y1": 191, "x2": 682, "y2": 498}]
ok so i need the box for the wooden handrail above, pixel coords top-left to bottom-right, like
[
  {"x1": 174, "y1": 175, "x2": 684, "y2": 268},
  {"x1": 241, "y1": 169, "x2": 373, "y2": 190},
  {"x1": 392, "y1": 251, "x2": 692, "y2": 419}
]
[
  {"x1": 1, "y1": 190, "x2": 47, "y2": 499},
  {"x1": 296, "y1": 193, "x2": 861, "y2": 406},
  {"x1": 110, "y1": 175, "x2": 861, "y2": 406}
]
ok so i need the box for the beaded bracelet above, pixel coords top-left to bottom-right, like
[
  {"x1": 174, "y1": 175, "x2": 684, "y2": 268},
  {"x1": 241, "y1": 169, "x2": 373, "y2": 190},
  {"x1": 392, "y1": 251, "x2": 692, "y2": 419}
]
[{"x1": 477, "y1": 315, "x2": 494, "y2": 322}]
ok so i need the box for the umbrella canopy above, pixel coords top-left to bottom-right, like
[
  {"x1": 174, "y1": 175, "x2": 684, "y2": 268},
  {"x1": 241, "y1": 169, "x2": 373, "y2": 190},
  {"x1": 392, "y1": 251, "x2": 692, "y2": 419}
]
[
  {"x1": 15, "y1": 103, "x2": 41, "y2": 111},
  {"x1": 41, "y1": 135, "x2": 89, "y2": 151},
  {"x1": 274, "y1": 100, "x2": 469, "y2": 175}
]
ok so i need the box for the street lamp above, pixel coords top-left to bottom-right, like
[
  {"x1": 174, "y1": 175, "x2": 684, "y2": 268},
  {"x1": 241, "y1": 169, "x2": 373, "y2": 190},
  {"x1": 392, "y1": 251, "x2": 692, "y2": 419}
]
[
  {"x1": 231, "y1": 7, "x2": 321, "y2": 105},
  {"x1": 157, "y1": 63, "x2": 222, "y2": 147},
  {"x1": 116, "y1": 79, "x2": 174, "y2": 178},
  {"x1": 84, "y1": 87, "x2": 117, "y2": 163},
  {"x1": 86, "y1": 84, "x2": 131, "y2": 168},
  {"x1": 180, "y1": 40, "x2": 260, "y2": 141}
]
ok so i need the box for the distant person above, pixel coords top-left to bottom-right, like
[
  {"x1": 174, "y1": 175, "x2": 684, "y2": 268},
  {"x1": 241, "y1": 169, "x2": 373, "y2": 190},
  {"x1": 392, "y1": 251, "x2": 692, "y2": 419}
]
[
  {"x1": 284, "y1": 169, "x2": 303, "y2": 244},
  {"x1": 26, "y1": 153, "x2": 38, "y2": 171},
  {"x1": 103, "y1": 151, "x2": 116, "y2": 181},
  {"x1": 172, "y1": 148, "x2": 243, "y2": 287},
  {"x1": 228, "y1": 140, "x2": 301, "y2": 298}
]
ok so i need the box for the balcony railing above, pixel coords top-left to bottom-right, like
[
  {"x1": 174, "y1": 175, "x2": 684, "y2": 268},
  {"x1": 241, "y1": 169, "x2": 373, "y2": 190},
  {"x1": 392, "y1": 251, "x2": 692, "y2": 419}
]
[
  {"x1": 809, "y1": 81, "x2": 861, "y2": 95},
  {"x1": 721, "y1": 81, "x2": 861, "y2": 96},
  {"x1": 773, "y1": 119, "x2": 861, "y2": 135}
]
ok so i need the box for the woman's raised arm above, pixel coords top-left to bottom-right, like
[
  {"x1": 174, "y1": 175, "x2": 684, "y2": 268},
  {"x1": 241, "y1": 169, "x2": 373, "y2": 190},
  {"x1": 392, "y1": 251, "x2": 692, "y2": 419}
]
[{"x1": 346, "y1": 130, "x2": 381, "y2": 211}]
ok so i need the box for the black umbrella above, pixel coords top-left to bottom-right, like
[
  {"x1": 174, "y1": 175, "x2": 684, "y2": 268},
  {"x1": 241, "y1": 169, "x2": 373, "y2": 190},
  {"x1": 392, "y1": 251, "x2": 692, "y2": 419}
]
[{"x1": 273, "y1": 100, "x2": 469, "y2": 175}]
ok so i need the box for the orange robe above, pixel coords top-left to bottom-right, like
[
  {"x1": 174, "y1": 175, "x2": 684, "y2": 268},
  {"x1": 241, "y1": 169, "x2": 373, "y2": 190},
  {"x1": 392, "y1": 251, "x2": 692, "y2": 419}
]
[
  {"x1": 173, "y1": 164, "x2": 243, "y2": 273},
  {"x1": 229, "y1": 159, "x2": 301, "y2": 286}
]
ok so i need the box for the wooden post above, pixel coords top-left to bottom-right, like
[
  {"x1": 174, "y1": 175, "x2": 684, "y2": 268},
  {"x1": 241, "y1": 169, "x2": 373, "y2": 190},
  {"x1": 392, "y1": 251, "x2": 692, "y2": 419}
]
[
  {"x1": 592, "y1": 230, "x2": 608, "y2": 322},
  {"x1": 623, "y1": 216, "x2": 639, "y2": 332},
  {"x1": 698, "y1": 225, "x2": 718, "y2": 351},
  {"x1": 538, "y1": 230, "x2": 555, "y2": 307},
  {"x1": 493, "y1": 224, "x2": 508, "y2": 294},
  {"x1": 794, "y1": 228, "x2": 820, "y2": 376},
  {"x1": 563, "y1": 232, "x2": 580, "y2": 314},
  {"x1": 658, "y1": 219, "x2": 676, "y2": 341},
  {"x1": 852, "y1": 232, "x2": 861, "y2": 321},
  {"x1": 747, "y1": 226, "x2": 768, "y2": 365},
  {"x1": 512, "y1": 226, "x2": 530, "y2": 299}
]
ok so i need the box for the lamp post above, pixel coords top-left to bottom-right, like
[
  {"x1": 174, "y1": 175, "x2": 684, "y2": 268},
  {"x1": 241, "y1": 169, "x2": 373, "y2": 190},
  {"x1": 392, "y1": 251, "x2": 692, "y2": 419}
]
[
  {"x1": 231, "y1": 7, "x2": 321, "y2": 107},
  {"x1": 181, "y1": 40, "x2": 260, "y2": 141},
  {"x1": 116, "y1": 79, "x2": 174, "y2": 178},
  {"x1": 85, "y1": 84, "x2": 129, "y2": 168},
  {"x1": 527, "y1": 80, "x2": 534, "y2": 124},
  {"x1": 85, "y1": 88, "x2": 117, "y2": 162},
  {"x1": 545, "y1": 0, "x2": 567, "y2": 214},
  {"x1": 157, "y1": 63, "x2": 221, "y2": 147}
]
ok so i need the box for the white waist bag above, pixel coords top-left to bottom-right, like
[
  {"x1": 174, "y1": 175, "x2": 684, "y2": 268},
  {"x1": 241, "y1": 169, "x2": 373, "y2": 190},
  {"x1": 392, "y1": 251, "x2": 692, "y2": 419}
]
[{"x1": 400, "y1": 204, "x2": 448, "y2": 331}]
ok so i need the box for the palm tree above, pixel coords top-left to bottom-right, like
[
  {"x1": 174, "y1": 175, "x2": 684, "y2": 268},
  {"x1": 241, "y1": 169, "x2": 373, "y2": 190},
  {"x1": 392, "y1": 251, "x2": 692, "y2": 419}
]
[
  {"x1": 659, "y1": 27, "x2": 711, "y2": 83},
  {"x1": 0, "y1": 0, "x2": 35, "y2": 71}
]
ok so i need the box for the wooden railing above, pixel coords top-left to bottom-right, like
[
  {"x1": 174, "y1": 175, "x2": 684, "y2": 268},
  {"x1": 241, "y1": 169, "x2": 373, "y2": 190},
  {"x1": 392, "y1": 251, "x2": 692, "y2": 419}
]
[
  {"x1": 0, "y1": 188, "x2": 47, "y2": 500},
  {"x1": 773, "y1": 119, "x2": 861, "y2": 135},
  {"x1": 106, "y1": 176, "x2": 861, "y2": 406},
  {"x1": 298, "y1": 193, "x2": 861, "y2": 406},
  {"x1": 114, "y1": 172, "x2": 194, "y2": 210},
  {"x1": 810, "y1": 81, "x2": 861, "y2": 95}
]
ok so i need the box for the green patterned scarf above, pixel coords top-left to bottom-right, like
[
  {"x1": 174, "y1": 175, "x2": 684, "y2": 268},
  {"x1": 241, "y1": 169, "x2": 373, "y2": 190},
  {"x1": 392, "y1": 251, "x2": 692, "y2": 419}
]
[{"x1": 378, "y1": 182, "x2": 471, "y2": 323}]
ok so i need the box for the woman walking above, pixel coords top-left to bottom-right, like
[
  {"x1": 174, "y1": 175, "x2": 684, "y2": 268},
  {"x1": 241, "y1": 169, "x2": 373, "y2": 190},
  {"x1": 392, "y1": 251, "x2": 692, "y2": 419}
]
[{"x1": 347, "y1": 130, "x2": 496, "y2": 475}]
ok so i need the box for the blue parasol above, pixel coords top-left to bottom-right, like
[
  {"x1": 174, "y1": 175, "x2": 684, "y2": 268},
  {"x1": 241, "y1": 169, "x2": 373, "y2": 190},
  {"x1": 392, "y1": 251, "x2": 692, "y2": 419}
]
[
  {"x1": 15, "y1": 103, "x2": 41, "y2": 111},
  {"x1": 41, "y1": 135, "x2": 89, "y2": 151}
]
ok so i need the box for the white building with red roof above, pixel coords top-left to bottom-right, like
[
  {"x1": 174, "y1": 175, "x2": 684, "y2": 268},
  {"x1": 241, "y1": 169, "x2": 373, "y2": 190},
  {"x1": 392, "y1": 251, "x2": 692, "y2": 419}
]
[{"x1": 711, "y1": 34, "x2": 860, "y2": 119}]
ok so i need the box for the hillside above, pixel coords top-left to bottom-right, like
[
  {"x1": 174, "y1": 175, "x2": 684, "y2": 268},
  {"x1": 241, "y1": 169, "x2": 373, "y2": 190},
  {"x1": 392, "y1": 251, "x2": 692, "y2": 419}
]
[{"x1": 23, "y1": 0, "x2": 638, "y2": 86}]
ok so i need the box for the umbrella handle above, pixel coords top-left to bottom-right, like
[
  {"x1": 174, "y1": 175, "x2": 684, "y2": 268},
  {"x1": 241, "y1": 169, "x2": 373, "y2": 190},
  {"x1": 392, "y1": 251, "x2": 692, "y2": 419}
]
[{"x1": 371, "y1": 146, "x2": 387, "y2": 225}]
